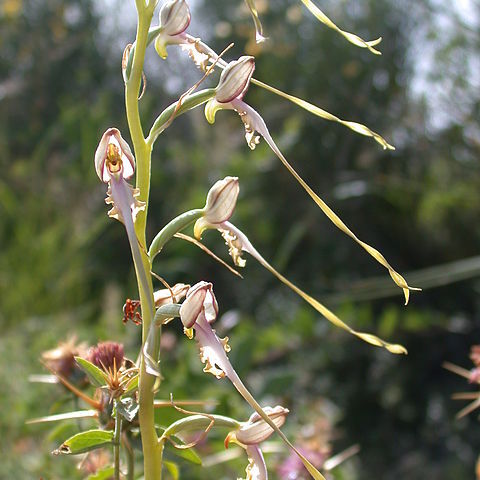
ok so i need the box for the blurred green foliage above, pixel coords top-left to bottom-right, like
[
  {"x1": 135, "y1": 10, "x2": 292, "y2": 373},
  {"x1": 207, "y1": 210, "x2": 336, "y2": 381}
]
[{"x1": 1, "y1": 0, "x2": 480, "y2": 478}]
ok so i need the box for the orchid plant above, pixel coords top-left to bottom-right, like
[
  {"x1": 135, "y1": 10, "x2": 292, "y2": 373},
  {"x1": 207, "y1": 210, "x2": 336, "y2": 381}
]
[{"x1": 31, "y1": 1, "x2": 419, "y2": 479}]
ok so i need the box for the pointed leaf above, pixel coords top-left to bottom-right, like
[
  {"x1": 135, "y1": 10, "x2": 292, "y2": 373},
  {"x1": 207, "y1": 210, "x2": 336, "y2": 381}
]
[
  {"x1": 165, "y1": 437, "x2": 202, "y2": 465},
  {"x1": 163, "y1": 460, "x2": 180, "y2": 480},
  {"x1": 53, "y1": 429, "x2": 114, "y2": 455},
  {"x1": 27, "y1": 410, "x2": 98, "y2": 424},
  {"x1": 75, "y1": 357, "x2": 107, "y2": 388},
  {"x1": 122, "y1": 374, "x2": 139, "y2": 397}
]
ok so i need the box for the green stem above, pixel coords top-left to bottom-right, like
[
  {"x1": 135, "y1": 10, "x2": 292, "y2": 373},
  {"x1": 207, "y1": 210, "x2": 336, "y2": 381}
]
[
  {"x1": 124, "y1": 4, "x2": 162, "y2": 480},
  {"x1": 122, "y1": 433, "x2": 135, "y2": 480},
  {"x1": 113, "y1": 400, "x2": 122, "y2": 480}
]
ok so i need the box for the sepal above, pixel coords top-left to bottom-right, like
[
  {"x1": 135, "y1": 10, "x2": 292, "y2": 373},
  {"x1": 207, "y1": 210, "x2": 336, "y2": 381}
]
[{"x1": 204, "y1": 98, "x2": 225, "y2": 124}]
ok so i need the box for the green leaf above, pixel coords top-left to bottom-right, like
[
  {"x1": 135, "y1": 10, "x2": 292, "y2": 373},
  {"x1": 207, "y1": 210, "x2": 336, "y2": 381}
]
[
  {"x1": 75, "y1": 357, "x2": 106, "y2": 387},
  {"x1": 116, "y1": 397, "x2": 139, "y2": 422},
  {"x1": 26, "y1": 410, "x2": 97, "y2": 424},
  {"x1": 53, "y1": 429, "x2": 113, "y2": 455},
  {"x1": 122, "y1": 374, "x2": 139, "y2": 397},
  {"x1": 87, "y1": 466, "x2": 115, "y2": 480},
  {"x1": 163, "y1": 460, "x2": 180, "y2": 480},
  {"x1": 165, "y1": 437, "x2": 202, "y2": 465}
]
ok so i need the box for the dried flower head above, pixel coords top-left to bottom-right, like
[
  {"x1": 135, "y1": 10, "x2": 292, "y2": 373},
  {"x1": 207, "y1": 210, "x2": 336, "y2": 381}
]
[{"x1": 42, "y1": 337, "x2": 88, "y2": 378}]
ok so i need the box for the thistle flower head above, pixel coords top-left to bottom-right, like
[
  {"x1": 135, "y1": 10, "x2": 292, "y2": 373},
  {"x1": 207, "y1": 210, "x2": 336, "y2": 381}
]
[
  {"x1": 215, "y1": 56, "x2": 255, "y2": 103},
  {"x1": 87, "y1": 341, "x2": 125, "y2": 372},
  {"x1": 94, "y1": 128, "x2": 135, "y2": 182}
]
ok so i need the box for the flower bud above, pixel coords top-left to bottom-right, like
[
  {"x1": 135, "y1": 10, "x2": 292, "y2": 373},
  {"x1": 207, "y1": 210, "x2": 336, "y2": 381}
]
[
  {"x1": 179, "y1": 281, "x2": 218, "y2": 328},
  {"x1": 94, "y1": 128, "x2": 135, "y2": 182},
  {"x1": 205, "y1": 176, "x2": 239, "y2": 222},
  {"x1": 234, "y1": 406, "x2": 289, "y2": 445},
  {"x1": 194, "y1": 176, "x2": 239, "y2": 239},
  {"x1": 155, "y1": 0, "x2": 191, "y2": 59},
  {"x1": 215, "y1": 56, "x2": 255, "y2": 103},
  {"x1": 159, "y1": 0, "x2": 191, "y2": 36},
  {"x1": 154, "y1": 283, "x2": 190, "y2": 306}
]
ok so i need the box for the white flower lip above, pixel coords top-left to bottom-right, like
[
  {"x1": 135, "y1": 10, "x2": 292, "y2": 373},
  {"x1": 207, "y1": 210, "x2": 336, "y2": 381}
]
[
  {"x1": 215, "y1": 56, "x2": 255, "y2": 104},
  {"x1": 235, "y1": 405, "x2": 289, "y2": 445},
  {"x1": 159, "y1": 0, "x2": 191, "y2": 36},
  {"x1": 94, "y1": 128, "x2": 135, "y2": 182},
  {"x1": 204, "y1": 176, "x2": 239, "y2": 224},
  {"x1": 179, "y1": 281, "x2": 218, "y2": 328}
]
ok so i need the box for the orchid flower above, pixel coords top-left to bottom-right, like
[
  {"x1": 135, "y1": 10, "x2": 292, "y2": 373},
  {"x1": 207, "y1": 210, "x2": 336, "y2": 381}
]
[
  {"x1": 178, "y1": 282, "x2": 328, "y2": 480},
  {"x1": 94, "y1": 128, "x2": 154, "y2": 317},
  {"x1": 154, "y1": 0, "x2": 191, "y2": 59},
  {"x1": 204, "y1": 56, "x2": 419, "y2": 305},
  {"x1": 225, "y1": 406, "x2": 289, "y2": 480}
]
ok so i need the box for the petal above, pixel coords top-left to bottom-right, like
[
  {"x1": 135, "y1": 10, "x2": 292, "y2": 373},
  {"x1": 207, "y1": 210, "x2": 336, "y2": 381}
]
[
  {"x1": 228, "y1": 99, "x2": 419, "y2": 304},
  {"x1": 217, "y1": 222, "x2": 407, "y2": 355},
  {"x1": 300, "y1": 0, "x2": 381, "y2": 55},
  {"x1": 245, "y1": 445, "x2": 268, "y2": 480}
]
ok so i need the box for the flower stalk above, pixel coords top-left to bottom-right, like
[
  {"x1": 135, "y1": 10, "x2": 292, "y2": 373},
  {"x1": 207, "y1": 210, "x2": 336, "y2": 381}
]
[
  {"x1": 113, "y1": 399, "x2": 122, "y2": 480},
  {"x1": 124, "y1": 3, "x2": 161, "y2": 479}
]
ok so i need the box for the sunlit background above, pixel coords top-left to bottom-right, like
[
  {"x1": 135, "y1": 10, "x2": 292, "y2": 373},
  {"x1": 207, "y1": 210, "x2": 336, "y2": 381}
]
[{"x1": 1, "y1": 0, "x2": 480, "y2": 478}]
